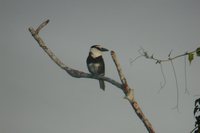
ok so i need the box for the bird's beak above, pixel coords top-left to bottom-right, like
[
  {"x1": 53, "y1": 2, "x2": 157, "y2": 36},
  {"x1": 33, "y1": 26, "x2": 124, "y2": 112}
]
[{"x1": 101, "y1": 47, "x2": 109, "y2": 52}]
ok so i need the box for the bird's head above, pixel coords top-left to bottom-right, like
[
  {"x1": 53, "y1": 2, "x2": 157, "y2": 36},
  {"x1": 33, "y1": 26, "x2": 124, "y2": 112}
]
[{"x1": 90, "y1": 45, "x2": 109, "y2": 58}]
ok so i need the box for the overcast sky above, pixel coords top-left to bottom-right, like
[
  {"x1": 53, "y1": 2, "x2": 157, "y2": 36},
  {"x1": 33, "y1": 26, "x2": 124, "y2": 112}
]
[{"x1": 1, "y1": 0, "x2": 200, "y2": 132}]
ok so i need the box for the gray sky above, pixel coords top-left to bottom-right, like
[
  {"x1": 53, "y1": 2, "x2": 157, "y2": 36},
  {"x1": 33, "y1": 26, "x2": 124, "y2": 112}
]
[{"x1": 1, "y1": 0, "x2": 200, "y2": 132}]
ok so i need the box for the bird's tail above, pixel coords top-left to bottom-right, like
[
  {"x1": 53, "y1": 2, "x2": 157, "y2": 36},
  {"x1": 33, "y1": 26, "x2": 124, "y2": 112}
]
[{"x1": 99, "y1": 80, "x2": 105, "y2": 91}]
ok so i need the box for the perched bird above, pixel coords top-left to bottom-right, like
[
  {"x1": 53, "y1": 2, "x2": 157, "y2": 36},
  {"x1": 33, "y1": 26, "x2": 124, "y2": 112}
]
[{"x1": 86, "y1": 45, "x2": 109, "y2": 90}]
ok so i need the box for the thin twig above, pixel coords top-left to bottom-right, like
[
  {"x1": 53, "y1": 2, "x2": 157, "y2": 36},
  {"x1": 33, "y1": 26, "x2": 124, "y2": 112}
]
[
  {"x1": 184, "y1": 55, "x2": 190, "y2": 95},
  {"x1": 129, "y1": 55, "x2": 143, "y2": 64},
  {"x1": 157, "y1": 63, "x2": 166, "y2": 93},
  {"x1": 35, "y1": 19, "x2": 50, "y2": 34},
  {"x1": 170, "y1": 60, "x2": 179, "y2": 112}
]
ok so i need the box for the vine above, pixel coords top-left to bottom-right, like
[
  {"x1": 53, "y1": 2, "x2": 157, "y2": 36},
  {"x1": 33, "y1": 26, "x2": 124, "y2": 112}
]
[{"x1": 130, "y1": 47, "x2": 200, "y2": 111}]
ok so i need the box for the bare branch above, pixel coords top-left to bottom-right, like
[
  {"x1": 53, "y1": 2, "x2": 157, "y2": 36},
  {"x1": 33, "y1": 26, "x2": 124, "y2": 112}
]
[
  {"x1": 111, "y1": 51, "x2": 128, "y2": 91},
  {"x1": 35, "y1": 19, "x2": 50, "y2": 34},
  {"x1": 111, "y1": 51, "x2": 155, "y2": 133},
  {"x1": 28, "y1": 20, "x2": 122, "y2": 89},
  {"x1": 29, "y1": 20, "x2": 155, "y2": 133},
  {"x1": 29, "y1": 27, "x2": 67, "y2": 69}
]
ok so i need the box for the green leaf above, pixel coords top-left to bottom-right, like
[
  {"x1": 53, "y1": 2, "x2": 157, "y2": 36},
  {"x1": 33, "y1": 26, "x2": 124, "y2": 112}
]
[
  {"x1": 188, "y1": 52, "x2": 194, "y2": 64},
  {"x1": 196, "y1": 47, "x2": 200, "y2": 56}
]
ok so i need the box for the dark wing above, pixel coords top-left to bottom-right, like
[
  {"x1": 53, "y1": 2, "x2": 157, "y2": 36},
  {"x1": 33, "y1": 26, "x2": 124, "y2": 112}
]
[{"x1": 96, "y1": 56, "x2": 105, "y2": 75}]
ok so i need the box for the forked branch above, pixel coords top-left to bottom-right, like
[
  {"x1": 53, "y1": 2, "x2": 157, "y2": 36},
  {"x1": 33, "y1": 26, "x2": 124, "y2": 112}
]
[
  {"x1": 28, "y1": 19, "x2": 155, "y2": 133},
  {"x1": 28, "y1": 20, "x2": 121, "y2": 89}
]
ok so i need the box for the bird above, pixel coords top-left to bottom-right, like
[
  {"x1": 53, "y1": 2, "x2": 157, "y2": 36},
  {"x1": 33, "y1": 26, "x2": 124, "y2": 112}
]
[{"x1": 86, "y1": 45, "x2": 109, "y2": 91}]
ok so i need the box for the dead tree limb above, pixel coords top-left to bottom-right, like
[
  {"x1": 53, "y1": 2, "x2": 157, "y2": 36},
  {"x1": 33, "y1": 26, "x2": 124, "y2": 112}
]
[
  {"x1": 28, "y1": 20, "x2": 122, "y2": 89},
  {"x1": 111, "y1": 51, "x2": 155, "y2": 133},
  {"x1": 28, "y1": 19, "x2": 155, "y2": 133}
]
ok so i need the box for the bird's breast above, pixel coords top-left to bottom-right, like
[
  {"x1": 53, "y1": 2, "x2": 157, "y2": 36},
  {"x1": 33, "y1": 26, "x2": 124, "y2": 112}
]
[{"x1": 88, "y1": 63, "x2": 101, "y2": 74}]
